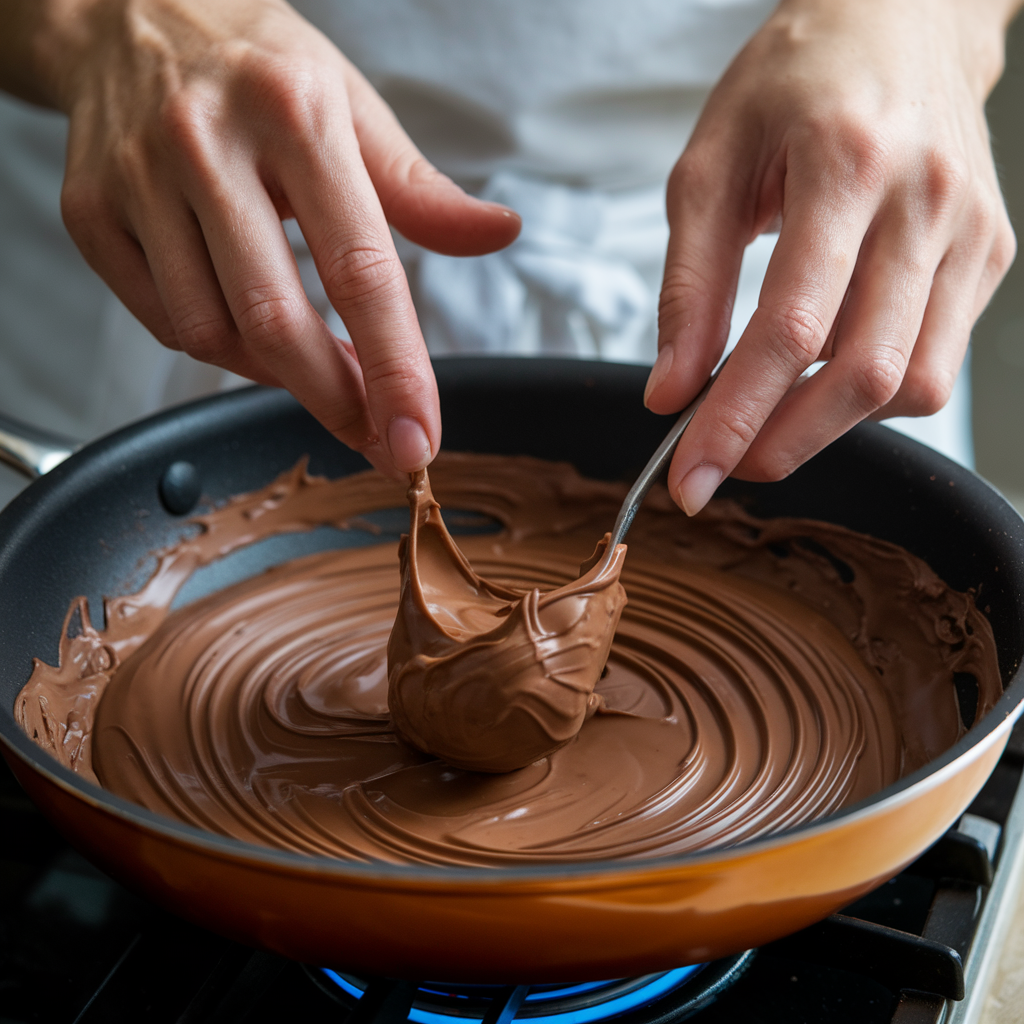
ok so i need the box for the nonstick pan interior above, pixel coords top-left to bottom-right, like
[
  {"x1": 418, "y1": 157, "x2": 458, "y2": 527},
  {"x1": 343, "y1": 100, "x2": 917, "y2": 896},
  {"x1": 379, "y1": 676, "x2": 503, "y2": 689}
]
[{"x1": 2, "y1": 356, "x2": 1023, "y2": 845}]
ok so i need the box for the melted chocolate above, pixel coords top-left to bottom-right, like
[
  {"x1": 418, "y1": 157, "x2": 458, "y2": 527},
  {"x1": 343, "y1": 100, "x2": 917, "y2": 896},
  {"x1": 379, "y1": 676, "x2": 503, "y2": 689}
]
[
  {"x1": 388, "y1": 471, "x2": 627, "y2": 772},
  {"x1": 15, "y1": 454, "x2": 1001, "y2": 866}
]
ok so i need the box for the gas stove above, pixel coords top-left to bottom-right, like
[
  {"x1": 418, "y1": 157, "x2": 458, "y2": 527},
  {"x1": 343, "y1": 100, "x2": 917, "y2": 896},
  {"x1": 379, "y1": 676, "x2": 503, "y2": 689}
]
[{"x1": 3, "y1": 720, "x2": 1024, "y2": 1024}]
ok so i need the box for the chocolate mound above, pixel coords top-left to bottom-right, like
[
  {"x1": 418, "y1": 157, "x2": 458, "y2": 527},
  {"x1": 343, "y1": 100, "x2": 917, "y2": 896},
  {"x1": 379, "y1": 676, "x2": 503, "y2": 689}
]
[{"x1": 387, "y1": 470, "x2": 627, "y2": 772}]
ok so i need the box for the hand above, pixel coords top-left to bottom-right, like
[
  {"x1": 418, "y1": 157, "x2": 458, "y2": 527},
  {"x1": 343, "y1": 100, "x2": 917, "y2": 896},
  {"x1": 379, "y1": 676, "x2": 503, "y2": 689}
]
[
  {"x1": 645, "y1": 0, "x2": 1018, "y2": 514},
  {"x1": 22, "y1": 0, "x2": 520, "y2": 477}
]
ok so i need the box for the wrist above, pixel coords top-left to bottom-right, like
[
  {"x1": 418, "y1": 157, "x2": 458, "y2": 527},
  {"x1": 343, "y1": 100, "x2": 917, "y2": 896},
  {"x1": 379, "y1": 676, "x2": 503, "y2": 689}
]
[
  {"x1": 940, "y1": 0, "x2": 1018, "y2": 99},
  {"x1": 8, "y1": 0, "x2": 108, "y2": 110},
  {"x1": 771, "y1": 0, "x2": 1016, "y2": 103}
]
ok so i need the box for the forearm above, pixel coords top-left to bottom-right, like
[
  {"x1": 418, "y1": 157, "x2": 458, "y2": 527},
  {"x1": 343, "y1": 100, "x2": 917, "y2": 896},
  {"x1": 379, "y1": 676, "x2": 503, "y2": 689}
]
[
  {"x1": 0, "y1": 0, "x2": 288, "y2": 113},
  {"x1": 0, "y1": 0, "x2": 54, "y2": 105},
  {"x1": 0, "y1": 0, "x2": 115, "y2": 109}
]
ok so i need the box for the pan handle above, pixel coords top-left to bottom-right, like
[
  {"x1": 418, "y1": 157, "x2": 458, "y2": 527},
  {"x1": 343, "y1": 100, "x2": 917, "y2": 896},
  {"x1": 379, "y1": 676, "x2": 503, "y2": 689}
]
[{"x1": 0, "y1": 412, "x2": 78, "y2": 480}]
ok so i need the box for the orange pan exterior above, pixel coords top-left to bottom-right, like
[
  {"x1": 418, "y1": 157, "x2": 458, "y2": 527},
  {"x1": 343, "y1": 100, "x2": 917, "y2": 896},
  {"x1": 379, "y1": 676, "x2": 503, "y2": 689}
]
[
  {"x1": 1, "y1": 375, "x2": 1022, "y2": 983},
  {"x1": 2, "y1": 714, "x2": 1013, "y2": 982}
]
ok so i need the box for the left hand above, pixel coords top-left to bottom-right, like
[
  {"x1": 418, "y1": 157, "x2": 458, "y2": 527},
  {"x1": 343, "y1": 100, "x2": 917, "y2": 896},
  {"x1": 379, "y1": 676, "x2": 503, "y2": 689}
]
[{"x1": 644, "y1": 0, "x2": 1018, "y2": 515}]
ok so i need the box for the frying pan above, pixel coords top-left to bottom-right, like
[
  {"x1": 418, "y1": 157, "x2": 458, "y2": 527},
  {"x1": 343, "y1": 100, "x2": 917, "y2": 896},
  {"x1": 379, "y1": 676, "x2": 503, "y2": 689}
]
[{"x1": 1, "y1": 357, "x2": 1023, "y2": 982}]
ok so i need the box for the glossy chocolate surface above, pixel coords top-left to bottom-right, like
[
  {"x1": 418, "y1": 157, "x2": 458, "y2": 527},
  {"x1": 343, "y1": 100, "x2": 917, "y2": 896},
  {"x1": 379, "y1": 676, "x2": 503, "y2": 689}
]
[
  {"x1": 16, "y1": 453, "x2": 1000, "y2": 867},
  {"x1": 388, "y1": 469, "x2": 627, "y2": 772}
]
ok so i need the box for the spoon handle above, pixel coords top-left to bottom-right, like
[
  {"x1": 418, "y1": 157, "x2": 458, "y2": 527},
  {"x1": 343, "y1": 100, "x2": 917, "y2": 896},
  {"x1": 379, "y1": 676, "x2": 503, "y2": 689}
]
[{"x1": 580, "y1": 356, "x2": 728, "y2": 576}]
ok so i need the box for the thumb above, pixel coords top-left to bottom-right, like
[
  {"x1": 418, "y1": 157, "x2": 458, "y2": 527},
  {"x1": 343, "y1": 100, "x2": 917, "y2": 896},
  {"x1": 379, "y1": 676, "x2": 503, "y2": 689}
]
[
  {"x1": 345, "y1": 68, "x2": 521, "y2": 257},
  {"x1": 645, "y1": 147, "x2": 752, "y2": 416}
]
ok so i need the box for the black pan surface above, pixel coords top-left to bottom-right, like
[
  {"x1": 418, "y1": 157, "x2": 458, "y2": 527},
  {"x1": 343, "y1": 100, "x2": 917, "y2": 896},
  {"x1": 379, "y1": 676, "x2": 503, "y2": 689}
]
[{"x1": 2, "y1": 356, "x2": 1023, "y2": 851}]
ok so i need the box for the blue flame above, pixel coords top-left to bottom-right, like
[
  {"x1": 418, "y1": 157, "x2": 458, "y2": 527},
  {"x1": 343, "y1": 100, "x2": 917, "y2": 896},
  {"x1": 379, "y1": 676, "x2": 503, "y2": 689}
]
[{"x1": 320, "y1": 966, "x2": 705, "y2": 1024}]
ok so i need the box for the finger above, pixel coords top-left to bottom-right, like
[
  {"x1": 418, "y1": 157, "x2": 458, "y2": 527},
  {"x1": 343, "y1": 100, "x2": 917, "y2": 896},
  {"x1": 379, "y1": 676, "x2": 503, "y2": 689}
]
[
  {"x1": 127, "y1": 193, "x2": 289, "y2": 390},
  {"x1": 277, "y1": 100, "x2": 440, "y2": 475},
  {"x1": 644, "y1": 139, "x2": 754, "y2": 416},
  {"x1": 971, "y1": 206, "x2": 1016, "y2": 322},
  {"x1": 868, "y1": 254, "x2": 973, "y2": 423},
  {"x1": 733, "y1": 211, "x2": 946, "y2": 478},
  {"x1": 666, "y1": 186, "x2": 874, "y2": 514},
  {"x1": 64, "y1": 179, "x2": 287, "y2": 389},
  {"x1": 60, "y1": 181, "x2": 182, "y2": 350},
  {"x1": 871, "y1": 201, "x2": 1014, "y2": 421},
  {"x1": 344, "y1": 66, "x2": 521, "y2": 257},
  {"x1": 175, "y1": 168, "x2": 397, "y2": 471}
]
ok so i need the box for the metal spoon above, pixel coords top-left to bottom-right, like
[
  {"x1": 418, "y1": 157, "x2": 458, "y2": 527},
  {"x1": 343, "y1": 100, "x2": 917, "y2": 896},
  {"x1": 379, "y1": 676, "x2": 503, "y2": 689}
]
[{"x1": 579, "y1": 356, "x2": 727, "y2": 575}]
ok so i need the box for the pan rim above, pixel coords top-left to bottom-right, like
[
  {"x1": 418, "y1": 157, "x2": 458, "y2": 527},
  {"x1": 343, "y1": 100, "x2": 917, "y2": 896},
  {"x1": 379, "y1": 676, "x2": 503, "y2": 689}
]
[
  {"x1": 2, "y1": 698, "x2": 1020, "y2": 888},
  {"x1": 2, "y1": 363, "x2": 1024, "y2": 887}
]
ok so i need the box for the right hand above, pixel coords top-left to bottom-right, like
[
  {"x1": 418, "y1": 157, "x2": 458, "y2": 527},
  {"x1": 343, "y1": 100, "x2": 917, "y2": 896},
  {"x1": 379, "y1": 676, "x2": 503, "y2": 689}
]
[
  {"x1": 645, "y1": 0, "x2": 1016, "y2": 515},
  {"x1": 35, "y1": 0, "x2": 520, "y2": 476}
]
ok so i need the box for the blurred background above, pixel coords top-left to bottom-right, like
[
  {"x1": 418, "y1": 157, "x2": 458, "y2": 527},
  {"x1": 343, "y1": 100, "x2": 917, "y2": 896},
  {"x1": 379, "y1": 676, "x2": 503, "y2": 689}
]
[{"x1": 974, "y1": 13, "x2": 1024, "y2": 513}]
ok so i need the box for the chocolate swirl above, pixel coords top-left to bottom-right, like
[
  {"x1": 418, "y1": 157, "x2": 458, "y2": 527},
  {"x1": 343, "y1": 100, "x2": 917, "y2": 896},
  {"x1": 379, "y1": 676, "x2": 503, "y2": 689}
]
[
  {"x1": 16, "y1": 454, "x2": 1000, "y2": 866},
  {"x1": 388, "y1": 470, "x2": 627, "y2": 772}
]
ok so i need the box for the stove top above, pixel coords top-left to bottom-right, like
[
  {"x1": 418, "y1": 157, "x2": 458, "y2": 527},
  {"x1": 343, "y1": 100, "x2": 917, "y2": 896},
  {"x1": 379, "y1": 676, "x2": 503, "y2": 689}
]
[{"x1": 3, "y1": 720, "x2": 1023, "y2": 1024}]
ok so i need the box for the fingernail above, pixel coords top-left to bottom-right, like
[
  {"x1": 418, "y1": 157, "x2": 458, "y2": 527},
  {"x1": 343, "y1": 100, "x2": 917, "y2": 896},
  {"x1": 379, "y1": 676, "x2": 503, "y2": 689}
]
[
  {"x1": 677, "y1": 464, "x2": 723, "y2": 517},
  {"x1": 644, "y1": 346, "x2": 674, "y2": 408},
  {"x1": 360, "y1": 440, "x2": 407, "y2": 483},
  {"x1": 482, "y1": 200, "x2": 517, "y2": 213},
  {"x1": 388, "y1": 416, "x2": 433, "y2": 473}
]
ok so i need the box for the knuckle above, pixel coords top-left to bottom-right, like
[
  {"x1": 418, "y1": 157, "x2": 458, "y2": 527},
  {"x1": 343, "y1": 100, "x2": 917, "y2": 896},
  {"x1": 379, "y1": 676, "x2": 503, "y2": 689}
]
[
  {"x1": 60, "y1": 178, "x2": 108, "y2": 241},
  {"x1": 920, "y1": 148, "x2": 969, "y2": 214},
  {"x1": 742, "y1": 448, "x2": 797, "y2": 484},
  {"x1": 248, "y1": 61, "x2": 331, "y2": 136},
  {"x1": 321, "y1": 245, "x2": 404, "y2": 303},
  {"x1": 765, "y1": 303, "x2": 828, "y2": 368},
  {"x1": 400, "y1": 155, "x2": 447, "y2": 190},
  {"x1": 894, "y1": 247, "x2": 932, "y2": 285},
  {"x1": 667, "y1": 152, "x2": 712, "y2": 208},
  {"x1": 965, "y1": 197, "x2": 998, "y2": 242},
  {"x1": 713, "y1": 401, "x2": 760, "y2": 449},
  {"x1": 659, "y1": 263, "x2": 711, "y2": 307},
  {"x1": 991, "y1": 216, "x2": 1017, "y2": 275},
  {"x1": 318, "y1": 403, "x2": 371, "y2": 442},
  {"x1": 842, "y1": 126, "x2": 889, "y2": 186},
  {"x1": 849, "y1": 349, "x2": 907, "y2": 412},
  {"x1": 159, "y1": 89, "x2": 218, "y2": 164},
  {"x1": 658, "y1": 266, "x2": 728, "y2": 337},
  {"x1": 899, "y1": 365, "x2": 955, "y2": 418},
  {"x1": 808, "y1": 113, "x2": 891, "y2": 194},
  {"x1": 360, "y1": 355, "x2": 419, "y2": 398},
  {"x1": 232, "y1": 287, "x2": 304, "y2": 355},
  {"x1": 376, "y1": 155, "x2": 449, "y2": 214},
  {"x1": 174, "y1": 308, "x2": 234, "y2": 363}
]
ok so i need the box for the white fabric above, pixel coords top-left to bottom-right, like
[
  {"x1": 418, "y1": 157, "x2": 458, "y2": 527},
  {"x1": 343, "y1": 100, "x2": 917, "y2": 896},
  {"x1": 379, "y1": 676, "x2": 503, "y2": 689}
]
[
  {"x1": 0, "y1": 0, "x2": 973, "y2": 517},
  {"x1": 295, "y1": 0, "x2": 776, "y2": 190},
  {"x1": 396, "y1": 173, "x2": 666, "y2": 362}
]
